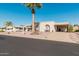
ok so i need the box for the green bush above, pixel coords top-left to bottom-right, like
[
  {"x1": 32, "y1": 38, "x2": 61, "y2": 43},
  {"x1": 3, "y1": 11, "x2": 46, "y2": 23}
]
[
  {"x1": 68, "y1": 25, "x2": 73, "y2": 32},
  {"x1": 0, "y1": 29, "x2": 4, "y2": 32},
  {"x1": 75, "y1": 30, "x2": 79, "y2": 32}
]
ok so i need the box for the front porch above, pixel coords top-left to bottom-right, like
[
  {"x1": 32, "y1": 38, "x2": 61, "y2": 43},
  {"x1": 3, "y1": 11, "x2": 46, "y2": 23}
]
[{"x1": 55, "y1": 24, "x2": 69, "y2": 32}]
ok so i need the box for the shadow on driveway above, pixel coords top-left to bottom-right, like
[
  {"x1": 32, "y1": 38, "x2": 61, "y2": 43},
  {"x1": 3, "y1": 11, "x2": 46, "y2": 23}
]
[{"x1": 0, "y1": 35, "x2": 79, "y2": 56}]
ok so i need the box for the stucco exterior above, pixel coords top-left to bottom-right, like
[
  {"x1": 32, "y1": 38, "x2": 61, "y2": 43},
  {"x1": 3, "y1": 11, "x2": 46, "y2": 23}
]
[
  {"x1": 73, "y1": 26, "x2": 79, "y2": 31},
  {"x1": 39, "y1": 21, "x2": 69, "y2": 32},
  {"x1": 39, "y1": 21, "x2": 56, "y2": 32}
]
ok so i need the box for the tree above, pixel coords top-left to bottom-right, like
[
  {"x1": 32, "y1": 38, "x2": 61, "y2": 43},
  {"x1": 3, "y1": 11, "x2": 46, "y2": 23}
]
[
  {"x1": 4, "y1": 21, "x2": 13, "y2": 27},
  {"x1": 68, "y1": 25, "x2": 73, "y2": 32},
  {"x1": 24, "y1": 3, "x2": 42, "y2": 33},
  {"x1": 4, "y1": 21, "x2": 13, "y2": 34},
  {"x1": 74, "y1": 24, "x2": 79, "y2": 26}
]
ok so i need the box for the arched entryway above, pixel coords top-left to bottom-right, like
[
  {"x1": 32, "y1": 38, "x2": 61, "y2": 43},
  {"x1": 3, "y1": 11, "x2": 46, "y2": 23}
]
[{"x1": 45, "y1": 24, "x2": 50, "y2": 32}]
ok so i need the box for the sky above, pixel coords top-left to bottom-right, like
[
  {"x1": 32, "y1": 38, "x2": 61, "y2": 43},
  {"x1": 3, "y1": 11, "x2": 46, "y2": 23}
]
[{"x1": 0, "y1": 3, "x2": 79, "y2": 27}]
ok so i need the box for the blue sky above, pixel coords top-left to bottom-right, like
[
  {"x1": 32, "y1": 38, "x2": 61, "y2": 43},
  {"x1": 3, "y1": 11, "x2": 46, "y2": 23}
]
[{"x1": 0, "y1": 3, "x2": 79, "y2": 27}]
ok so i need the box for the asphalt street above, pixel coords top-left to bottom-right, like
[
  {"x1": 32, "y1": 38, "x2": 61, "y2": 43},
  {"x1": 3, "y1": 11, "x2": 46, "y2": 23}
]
[{"x1": 0, "y1": 35, "x2": 79, "y2": 56}]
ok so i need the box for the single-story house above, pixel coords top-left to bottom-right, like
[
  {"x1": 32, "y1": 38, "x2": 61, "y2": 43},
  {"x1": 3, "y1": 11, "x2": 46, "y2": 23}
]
[
  {"x1": 73, "y1": 25, "x2": 79, "y2": 31},
  {"x1": 39, "y1": 21, "x2": 69, "y2": 32}
]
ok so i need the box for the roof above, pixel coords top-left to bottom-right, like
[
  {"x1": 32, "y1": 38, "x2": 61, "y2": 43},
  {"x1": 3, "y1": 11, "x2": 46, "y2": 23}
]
[
  {"x1": 40, "y1": 21, "x2": 55, "y2": 23},
  {"x1": 40, "y1": 21, "x2": 69, "y2": 25},
  {"x1": 55, "y1": 22, "x2": 69, "y2": 25}
]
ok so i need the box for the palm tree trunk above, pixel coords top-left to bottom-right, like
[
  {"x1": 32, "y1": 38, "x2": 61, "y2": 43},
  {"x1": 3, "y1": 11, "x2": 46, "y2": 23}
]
[
  {"x1": 32, "y1": 8, "x2": 35, "y2": 33},
  {"x1": 23, "y1": 26, "x2": 25, "y2": 34},
  {"x1": 32, "y1": 13, "x2": 35, "y2": 33}
]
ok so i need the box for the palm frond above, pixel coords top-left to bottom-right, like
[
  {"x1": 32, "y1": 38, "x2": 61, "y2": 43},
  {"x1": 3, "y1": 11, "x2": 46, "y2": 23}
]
[
  {"x1": 24, "y1": 3, "x2": 42, "y2": 9},
  {"x1": 36, "y1": 3, "x2": 42, "y2": 8},
  {"x1": 4, "y1": 21, "x2": 13, "y2": 27}
]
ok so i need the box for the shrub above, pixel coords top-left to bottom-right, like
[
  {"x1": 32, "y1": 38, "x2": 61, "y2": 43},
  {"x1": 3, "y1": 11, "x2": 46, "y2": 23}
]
[
  {"x1": 0, "y1": 29, "x2": 4, "y2": 32},
  {"x1": 75, "y1": 30, "x2": 79, "y2": 32},
  {"x1": 68, "y1": 25, "x2": 73, "y2": 32}
]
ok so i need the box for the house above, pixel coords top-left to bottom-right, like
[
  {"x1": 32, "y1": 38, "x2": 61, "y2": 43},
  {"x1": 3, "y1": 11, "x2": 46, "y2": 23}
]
[
  {"x1": 0, "y1": 27, "x2": 5, "y2": 32},
  {"x1": 73, "y1": 25, "x2": 79, "y2": 31},
  {"x1": 4, "y1": 26, "x2": 23, "y2": 32},
  {"x1": 39, "y1": 21, "x2": 69, "y2": 32},
  {"x1": 0, "y1": 21, "x2": 69, "y2": 32},
  {"x1": 26, "y1": 26, "x2": 32, "y2": 31},
  {"x1": 4, "y1": 25, "x2": 32, "y2": 32},
  {"x1": 13, "y1": 26, "x2": 23, "y2": 32},
  {"x1": 5, "y1": 26, "x2": 14, "y2": 32}
]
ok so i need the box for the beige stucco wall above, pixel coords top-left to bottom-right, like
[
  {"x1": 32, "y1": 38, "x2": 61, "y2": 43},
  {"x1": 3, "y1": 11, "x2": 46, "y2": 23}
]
[
  {"x1": 39, "y1": 21, "x2": 56, "y2": 32},
  {"x1": 39, "y1": 21, "x2": 69, "y2": 32},
  {"x1": 73, "y1": 26, "x2": 79, "y2": 31}
]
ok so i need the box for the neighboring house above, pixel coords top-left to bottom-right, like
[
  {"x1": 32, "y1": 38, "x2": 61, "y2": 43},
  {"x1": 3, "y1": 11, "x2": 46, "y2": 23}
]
[
  {"x1": 73, "y1": 25, "x2": 79, "y2": 31},
  {"x1": 0, "y1": 27, "x2": 5, "y2": 32},
  {"x1": 26, "y1": 26, "x2": 32, "y2": 31},
  {"x1": 4, "y1": 25, "x2": 31, "y2": 32},
  {"x1": 5, "y1": 26, "x2": 14, "y2": 32},
  {"x1": 39, "y1": 21, "x2": 69, "y2": 32},
  {"x1": 13, "y1": 26, "x2": 23, "y2": 32},
  {"x1": 4, "y1": 26, "x2": 22, "y2": 32}
]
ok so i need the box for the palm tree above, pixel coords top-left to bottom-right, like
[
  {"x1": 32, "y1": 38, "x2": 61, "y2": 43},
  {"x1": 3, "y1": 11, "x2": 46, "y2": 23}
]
[
  {"x1": 4, "y1": 21, "x2": 13, "y2": 34},
  {"x1": 4, "y1": 21, "x2": 13, "y2": 27},
  {"x1": 24, "y1": 3, "x2": 42, "y2": 33}
]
